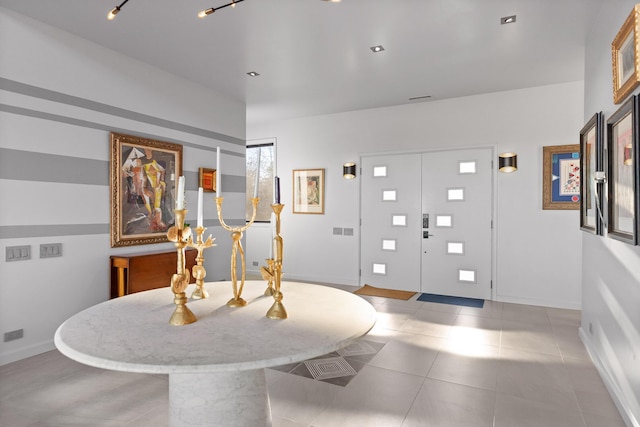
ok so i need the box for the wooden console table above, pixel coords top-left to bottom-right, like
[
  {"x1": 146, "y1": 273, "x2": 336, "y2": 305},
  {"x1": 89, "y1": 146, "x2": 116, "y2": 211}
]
[{"x1": 110, "y1": 249, "x2": 197, "y2": 298}]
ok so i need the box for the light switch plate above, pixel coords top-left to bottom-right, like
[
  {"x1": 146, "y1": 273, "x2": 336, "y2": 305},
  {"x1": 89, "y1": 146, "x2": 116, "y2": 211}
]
[
  {"x1": 6, "y1": 245, "x2": 31, "y2": 262},
  {"x1": 40, "y1": 243, "x2": 62, "y2": 258}
]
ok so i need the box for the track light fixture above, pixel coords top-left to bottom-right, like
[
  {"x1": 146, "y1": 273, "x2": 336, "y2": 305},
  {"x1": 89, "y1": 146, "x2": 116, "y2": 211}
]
[
  {"x1": 107, "y1": 0, "x2": 129, "y2": 20},
  {"x1": 107, "y1": 0, "x2": 245, "y2": 20},
  {"x1": 198, "y1": 0, "x2": 245, "y2": 18}
]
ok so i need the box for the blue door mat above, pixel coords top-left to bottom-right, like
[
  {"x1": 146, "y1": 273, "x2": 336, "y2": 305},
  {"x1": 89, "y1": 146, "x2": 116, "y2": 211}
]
[{"x1": 417, "y1": 293, "x2": 484, "y2": 308}]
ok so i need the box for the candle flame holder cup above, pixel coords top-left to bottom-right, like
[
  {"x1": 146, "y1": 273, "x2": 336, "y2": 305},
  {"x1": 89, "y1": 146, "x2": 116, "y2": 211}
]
[
  {"x1": 187, "y1": 226, "x2": 216, "y2": 299},
  {"x1": 166, "y1": 209, "x2": 197, "y2": 325},
  {"x1": 265, "y1": 203, "x2": 287, "y2": 320},
  {"x1": 216, "y1": 197, "x2": 259, "y2": 307}
]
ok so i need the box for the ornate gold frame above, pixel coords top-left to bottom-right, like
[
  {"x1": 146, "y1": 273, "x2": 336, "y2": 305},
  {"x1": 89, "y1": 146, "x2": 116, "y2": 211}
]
[
  {"x1": 199, "y1": 167, "x2": 218, "y2": 192},
  {"x1": 110, "y1": 132, "x2": 183, "y2": 247},
  {"x1": 542, "y1": 144, "x2": 581, "y2": 210},
  {"x1": 612, "y1": 4, "x2": 640, "y2": 104}
]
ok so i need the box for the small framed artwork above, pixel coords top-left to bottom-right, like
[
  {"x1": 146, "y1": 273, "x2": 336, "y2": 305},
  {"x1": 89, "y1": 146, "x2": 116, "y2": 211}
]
[
  {"x1": 199, "y1": 167, "x2": 217, "y2": 192},
  {"x1": 612, "y1": 4, "x2": 640, "y2": 104},
  {"x1": 110, "y1": 132, "x2": 183, "y2": 247},
  {"x1": 292, "y1": 168, "x2": 325, "y2": 214},
  {"x1": 542, "y1": 144, "x2": 581, "y2": 210},
  {"x1": 606, "y1": 96, "x2": 639, "y2": 244},
  {"x1": 579, "y1": 112, "x2": 604, "y2": 235}
]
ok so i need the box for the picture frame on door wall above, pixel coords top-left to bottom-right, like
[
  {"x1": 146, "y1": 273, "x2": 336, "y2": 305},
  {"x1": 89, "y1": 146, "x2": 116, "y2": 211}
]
[
  {"x1": 292, "y1": 168, "x2": 325, "y2": 214},
  {"x1": 606, "y1": 95, "x2": 639, "y2": 245},
  {"x1": 542, "y1": 144, "x2": 581, "y2": 210},
  {"x1": 579, "y1": 112, "x2": 604, "y2": 235},
  {"x1": 612, "y1": 4, "x2": 640, "y2": 104}
]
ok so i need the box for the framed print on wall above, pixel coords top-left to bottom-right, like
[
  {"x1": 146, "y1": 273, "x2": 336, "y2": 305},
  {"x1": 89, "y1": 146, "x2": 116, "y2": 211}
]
[
  {"x1": 199, "y1": 167, "x2": 217, "y2": 192},
  {"x1": 542, "y1": 144, "x2": 581, "y2": 210},
  {"x1": 606, "y1": 95, "x2": 639, "y2": 245},
  {"x1": 110, "y1": 132, "x2": 183, "y2": 247},
  {"x1": 580, "y1": 112, "x2": 604, "y2": 235},
  {"x1": 293, "y1": 168, "x2": 325, "y2": 214},
  {"x1": 612, "y1": 4, "x2": 640, "y2": 104}
]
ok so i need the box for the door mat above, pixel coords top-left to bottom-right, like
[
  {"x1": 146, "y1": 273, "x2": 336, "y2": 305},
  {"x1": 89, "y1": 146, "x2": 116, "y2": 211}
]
[
  {"x1": 417, "y1": 293, "x2": 484, "y2": 308},
  {"x1": 354, "y1": 284, "x2": 416, "y2": 300}
]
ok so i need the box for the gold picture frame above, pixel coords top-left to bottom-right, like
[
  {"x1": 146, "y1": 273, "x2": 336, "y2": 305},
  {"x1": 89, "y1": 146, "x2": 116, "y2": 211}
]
[
  {"x1": 199, "y1": 167, "x2": 218, "y2": 192},
  {"x1": 110, "y1": 132, "x2": 183, "y2": 247},
  {"x1": 542, "y1": 144, "x2": 581, "y2": 210},
  {"x1": 292, "y1": 168, "x2": 325, "y2": 214},
  {"x1": 612, "y1": 4, "x2": 640, "y2": 104}
]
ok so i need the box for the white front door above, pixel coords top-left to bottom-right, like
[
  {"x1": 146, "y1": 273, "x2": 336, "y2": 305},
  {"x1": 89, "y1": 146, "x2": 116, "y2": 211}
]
[
  {"x1": 421, "y1": 148, "x2": 493, "y2": 299},
  {"x1": 359, "y1": 148, "x2": 493, "y2": 300},
  {"x1": 360, "y1": 153, "x2": 422, "y2": 292}
]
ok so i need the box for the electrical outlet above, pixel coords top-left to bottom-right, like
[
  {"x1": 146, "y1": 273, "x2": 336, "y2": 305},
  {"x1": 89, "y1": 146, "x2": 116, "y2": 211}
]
[
  {"x1": 344, "y1": 228, "x2": 354, "y2": 236},
  {"x1": 333, "y1": 227, "x2": 343, "y2": 235},
  {"x1": 4, "y1": 329, "x2": 24, "y2": 342},
  {"x1": 252, "y1": 261, "x2": 259, "y2": 267},
  {"x1": 6, "y1": 245, "x2": 31, "y2": 262},
  {"x1": 40, "y1": 243, "x2": 62, "y2": 258}
]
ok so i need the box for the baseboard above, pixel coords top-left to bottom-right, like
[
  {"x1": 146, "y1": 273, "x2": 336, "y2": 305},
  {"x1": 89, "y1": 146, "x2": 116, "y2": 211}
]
[
  {"x1": 496, "y1": 294, "x2": 581, "y2": 310},
  {"x1": 0, "y1": 339, "x2": 55, "y2": 366},
  {"x1": 579, "y1": 327, "x2": 638, "y2": 427}
]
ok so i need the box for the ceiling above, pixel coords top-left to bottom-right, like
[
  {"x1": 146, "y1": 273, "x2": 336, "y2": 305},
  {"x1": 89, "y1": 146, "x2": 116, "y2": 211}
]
[{"x1": 0, "y1": 0, "x2": 601, "y2": 127}]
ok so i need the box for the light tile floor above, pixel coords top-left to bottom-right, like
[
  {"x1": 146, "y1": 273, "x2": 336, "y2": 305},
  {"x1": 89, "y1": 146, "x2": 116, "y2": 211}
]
[{"x1": 0, "y1": 284, "x2": 626, "y2": 427}]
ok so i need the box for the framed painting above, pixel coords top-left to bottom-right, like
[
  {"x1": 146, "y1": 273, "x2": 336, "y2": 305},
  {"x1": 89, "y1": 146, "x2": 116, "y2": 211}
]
[
  {"x1": 199, "y1": 167, "x2": 217, "y2": 192},
  {"x1": 606, "y1": 96, "x2": 639, "y2": 245},
  {"x1": 542, "y1": 144, "x2": 581, "y2": 210},
  {"x1": 612, "y1": 4, "x2": 640, "y2": 104},
  {"x1": 293, "y1": 168, "x2": 325, "y2": 214},
  {"x1": 579, "y1": 112, "x2": 604, "y2": 235},
  {"x1": 110, "y1": 132, "x2": 183, "y2": 247}
]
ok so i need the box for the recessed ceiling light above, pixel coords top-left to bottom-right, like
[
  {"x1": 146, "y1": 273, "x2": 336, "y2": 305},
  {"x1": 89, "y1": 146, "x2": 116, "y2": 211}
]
[
  {"x1": 247, "y1": 71, "x2": 260, "y2": 77},
  {"x1": 500, "y1": 15, "x2": 516, "y2": 24},
  {"x1": 370, "y1": 45, "x2": 385, "y2": 53}
]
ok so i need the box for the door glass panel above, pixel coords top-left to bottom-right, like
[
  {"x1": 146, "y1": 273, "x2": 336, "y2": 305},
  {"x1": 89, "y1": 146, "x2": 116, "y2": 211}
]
[
  {"x1": 382, "y1": 190, "x2": 397, "y2": 201},
  {"x1": 458, "y1": 269, "x2": 476, "y2": 283},
  {"x1": 373, "y1": 263, "x2": 387, "y2": 275},
  {"x1": 436, "y1": 215, "x2": 453, "y2": 227},
  {"x1": 373, "y1": 166, "x2": 387, "y2": 177},
  {"x1": 447, "y1": 242, "x2": 464, "y2": 254},
  {"x1": 459, "y1": 161, "x2": 476, "y2": 174},
  {"x1": 392, "y1": 215, "x2": 407, "y2": 226},
  {"x1": 382, "y1": 239, "x2": 397, "y2": 251},
  {"x1": 447, "y1": 188, "x2": 465, "y2": 201}
]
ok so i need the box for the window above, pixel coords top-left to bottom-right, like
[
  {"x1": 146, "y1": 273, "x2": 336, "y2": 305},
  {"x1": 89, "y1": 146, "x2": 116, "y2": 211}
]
[{"x1": 246, "y1": 142, "x2": 274, "y2": 222}]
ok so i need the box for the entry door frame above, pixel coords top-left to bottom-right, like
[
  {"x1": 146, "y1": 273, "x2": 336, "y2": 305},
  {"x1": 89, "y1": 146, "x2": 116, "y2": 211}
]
[{"x1": 358, "y1": 145, "x2": 498, "y2": 301}]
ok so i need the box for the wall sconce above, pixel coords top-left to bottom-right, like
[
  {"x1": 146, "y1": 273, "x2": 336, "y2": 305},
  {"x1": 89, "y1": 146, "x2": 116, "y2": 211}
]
[
  {"x1": 498, "y1": 153, "x2": 517, "y2": 173},
  {"x1": 343, "y1": 162, "x2": 356, "y2": 179}
]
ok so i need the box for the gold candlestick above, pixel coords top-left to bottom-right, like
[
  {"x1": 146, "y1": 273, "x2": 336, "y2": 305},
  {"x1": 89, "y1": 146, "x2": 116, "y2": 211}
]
[
  {"x1": 216, "y1": 197, "x2": 259, "y2": 307},
  {"x1": 266, "y1": 203, "x2": 287, "y2": 319},
  {"x1": 166, "y1": 209, "x2": 197, "y2": 325},
  {"x1": 261, "y1": 258, "x2": 275, "y2": 296},
  {"x1": 188, "y1": 226, "x2": 215, "y2": 299}
]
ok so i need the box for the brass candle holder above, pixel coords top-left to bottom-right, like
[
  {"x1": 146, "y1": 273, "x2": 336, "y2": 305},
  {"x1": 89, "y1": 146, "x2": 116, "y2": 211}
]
[
  {"x1": 187, "y1": 226, "x2": 215, "y2": 299},
  {"x1": 261, "y1": 258, "x2": 276, "y2": 296},
  {"x1": 216, "y1": 197, "x2": 259, "y2": 307},
  {"x1": 265, "y1": 203, "x2": 287, "y2": 320},
  {"x1": 166, "y1": 209, "x2": 197, "y2": 326}
]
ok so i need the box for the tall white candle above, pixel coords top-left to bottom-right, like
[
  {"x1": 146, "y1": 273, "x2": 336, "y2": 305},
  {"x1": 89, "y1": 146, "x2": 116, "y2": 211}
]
[
  {"x1": 176, "y1": 176, "x2": 185, "y2": 209},
  {"x1": 216, "y1": 147, "x2": 222, "y2": 197},
  {"x1": 197, "y1": 187, "x2": 203, "y2": 227},
  {"x1": 253, "y1": 148, "x2": 261, "y2": 198}
]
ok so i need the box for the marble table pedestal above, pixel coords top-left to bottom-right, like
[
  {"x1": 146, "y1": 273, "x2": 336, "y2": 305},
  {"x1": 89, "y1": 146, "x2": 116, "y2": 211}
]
[
  {"x1": 55, "y1": 281, "x2": 376, "y2": 427},
  {"x1": 170, "y1": 370, "x2": 271, "y2": 426}
]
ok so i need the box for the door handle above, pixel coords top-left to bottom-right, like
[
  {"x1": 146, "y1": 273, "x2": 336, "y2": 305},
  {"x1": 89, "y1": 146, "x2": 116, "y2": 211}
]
[{"x1": 423, "y1": 231, "x2": 435, "y2": 239}]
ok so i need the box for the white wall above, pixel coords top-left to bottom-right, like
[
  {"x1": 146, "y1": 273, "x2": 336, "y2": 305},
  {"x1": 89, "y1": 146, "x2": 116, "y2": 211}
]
[
  {"x1": 0, "y1": 7, "x2": 246, "y2": 365},
  {"x1": 247, "y1": 81, "x2": 584, "y2": 309},
  {"x1": 582, "y1": 1, "x2": 640, "y2": 425}
]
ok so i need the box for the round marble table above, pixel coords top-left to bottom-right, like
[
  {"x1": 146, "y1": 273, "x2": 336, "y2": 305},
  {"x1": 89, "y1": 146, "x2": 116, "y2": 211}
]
[{"x1": 54, "y1": 281, "x2": 376, "y2": 427}]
